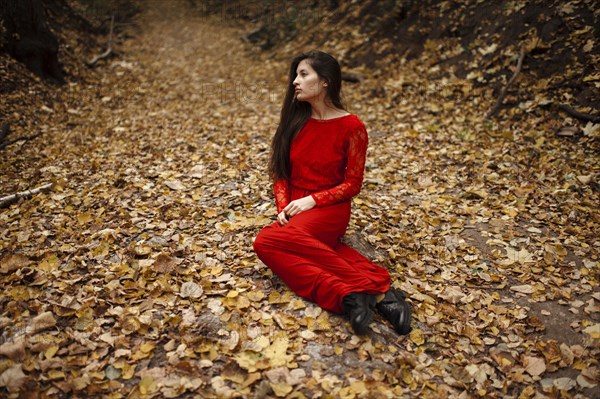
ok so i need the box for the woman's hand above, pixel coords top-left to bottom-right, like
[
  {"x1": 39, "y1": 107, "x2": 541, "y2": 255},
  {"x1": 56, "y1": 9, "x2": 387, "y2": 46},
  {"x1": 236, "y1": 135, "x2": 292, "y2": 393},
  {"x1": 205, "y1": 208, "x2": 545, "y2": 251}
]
[
  {"x1": 276, "y1": 196, "x2": 317, "y2": 226},
  {"x1": 283, "y1": 196, "x2": 316, "y2": 218},
  {"x1": 277, "y1": 210, "x2": 289, "y2": 226}
]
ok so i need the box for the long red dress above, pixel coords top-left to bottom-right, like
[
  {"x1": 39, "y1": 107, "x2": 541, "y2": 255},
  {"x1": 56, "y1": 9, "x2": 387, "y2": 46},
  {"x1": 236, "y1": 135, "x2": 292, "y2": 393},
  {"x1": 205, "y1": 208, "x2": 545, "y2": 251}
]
[{"x1": 253, "y1": 114, "x2": 391, "y2": 314}]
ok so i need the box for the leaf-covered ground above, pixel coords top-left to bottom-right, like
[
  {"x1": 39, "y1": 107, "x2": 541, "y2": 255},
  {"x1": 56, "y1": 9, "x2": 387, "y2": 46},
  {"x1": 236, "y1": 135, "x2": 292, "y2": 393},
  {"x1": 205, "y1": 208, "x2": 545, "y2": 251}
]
[{"x1": 1, "y1": 1, "x2": 599, "y2": 398}]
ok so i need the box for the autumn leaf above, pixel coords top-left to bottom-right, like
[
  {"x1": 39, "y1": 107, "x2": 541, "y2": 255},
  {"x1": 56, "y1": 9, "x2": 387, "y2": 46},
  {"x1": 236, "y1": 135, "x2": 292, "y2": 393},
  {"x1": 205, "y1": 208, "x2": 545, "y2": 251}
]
[
  {"x1": 582, "y1": 324, "x2": 600, "y2": 339},
  {"x1": 26, "y1": 311, "x2": 56, "y2": 334},
  {"x1": 498, "y1": 247, "x2": 534, "y2": 266},
  {"x1": 524, "y1": 356, "x2": 546, "y2": 376},
  {"x1": 0, "y1": 366, "x2": 27, "y2": 393},
  {"x1": 180, "y1": 281, "x2": 203, "y2": 299},
  {"x1": 164, "y1": 179, "x2": 186, "y2": 191},
  {"x1": 154, "y1": 253, "x2": 179, "y2": 273},
  {"x1": 0, "y1": 254, "x2": 30, "y2": 274}
]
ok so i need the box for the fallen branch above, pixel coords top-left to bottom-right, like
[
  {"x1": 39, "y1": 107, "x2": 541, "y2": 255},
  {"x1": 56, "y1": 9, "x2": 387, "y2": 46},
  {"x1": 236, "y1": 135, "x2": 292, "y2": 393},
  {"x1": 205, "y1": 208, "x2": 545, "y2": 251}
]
[
  {"x1": 87, "y1": 15, "x2": 115, "y2": 67},
  {"x1": 485, "y1": 47, "x2": 525, "y2": 120},
  {"x1": 558, "y1": 104, "x2": 600, "y2": 123},
  {"x1": 0, "y1": 132, "x2": 42, "y2": 150},
  {"x1": 0, "y1": 183, "x2": 53, "y2": 208}
]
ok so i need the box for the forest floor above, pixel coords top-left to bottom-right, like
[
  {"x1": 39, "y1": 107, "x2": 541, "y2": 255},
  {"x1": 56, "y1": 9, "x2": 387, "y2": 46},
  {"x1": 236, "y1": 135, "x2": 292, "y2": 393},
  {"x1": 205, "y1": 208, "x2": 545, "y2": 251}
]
[{"x1": 0, "y1": 1, "x2": 599, "y2": 398}]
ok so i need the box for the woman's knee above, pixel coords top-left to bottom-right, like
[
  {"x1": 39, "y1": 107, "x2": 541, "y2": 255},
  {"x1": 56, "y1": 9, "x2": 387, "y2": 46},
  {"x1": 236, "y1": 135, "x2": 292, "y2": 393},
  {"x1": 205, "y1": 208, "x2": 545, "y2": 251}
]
[
  {"x1": 253, "y1": 227, "x2": 277, "y2": 255},
  {"x1": 253, "y1": 231, "x2": 265, "y2": 255}
]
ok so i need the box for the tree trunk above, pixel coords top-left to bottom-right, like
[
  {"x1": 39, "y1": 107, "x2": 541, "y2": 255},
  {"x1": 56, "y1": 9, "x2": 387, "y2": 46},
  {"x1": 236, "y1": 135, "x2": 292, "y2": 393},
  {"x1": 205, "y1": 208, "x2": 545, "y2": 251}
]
[{"x1": 0, "y1": 0, "x2": 65, "y2": 84}]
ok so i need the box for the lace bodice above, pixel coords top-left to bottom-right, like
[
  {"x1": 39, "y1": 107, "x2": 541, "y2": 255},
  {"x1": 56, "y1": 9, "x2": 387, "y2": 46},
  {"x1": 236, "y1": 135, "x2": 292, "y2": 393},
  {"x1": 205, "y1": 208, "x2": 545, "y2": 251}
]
[{"x1": 273, "y1": 114, "x2": 368, "y2": 213}]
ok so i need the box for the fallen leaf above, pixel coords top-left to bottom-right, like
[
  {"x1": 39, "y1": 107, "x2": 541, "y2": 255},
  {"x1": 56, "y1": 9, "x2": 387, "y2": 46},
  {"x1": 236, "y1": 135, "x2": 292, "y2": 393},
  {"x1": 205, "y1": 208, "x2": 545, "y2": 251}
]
[
  {"x1": 0, "y1": 336, "x2": 26, "y2": 360},
  {"x1": 154, "y1": 253, "x2": 178, "y2": 273},
  {"x1": 27, "y1": 311, "x2": 57, "y2": 334},
  {"x1": 165, "y1": 179, "x2": 186, "y2": 191},
  {"x1": 138, "y1": 376, "x2": 157, "y2": 394},
  {"x1": 300, "y1": 330, "x2": 316, "y2": 340},
  {"x1": 498, "y1": 247, "x2": 534, "y2": 266},
  {"x1": 510, "y1": 285, "x2": 536, "y2": 294},
  {"x1": 524, "y1": 356, "x2": 546, "y2": 376},
  {"x1": 0, "y1": 364, "x2": 27, "y2": 392},
  {"x1": 0, "y1": 254, "x2": 30, "y2": 274},
  {"x1": 180, "y1": 281, "x2": 203, "y2": 299},
  {"x1": 409, "y1": 329, "x2": 425, "y2": 346},
  {"x1": 439, "y1": 286, "x2": 464, "y2": 304},
  {"x1": 271, "y1": 382, "x2": 293, "y2": 397},
  {"x1": 105, "y1": 365, "x2": 121, "y2": 380},
  {"x1": 582, "y1": 323, "x2": 600, "y2": 339}
]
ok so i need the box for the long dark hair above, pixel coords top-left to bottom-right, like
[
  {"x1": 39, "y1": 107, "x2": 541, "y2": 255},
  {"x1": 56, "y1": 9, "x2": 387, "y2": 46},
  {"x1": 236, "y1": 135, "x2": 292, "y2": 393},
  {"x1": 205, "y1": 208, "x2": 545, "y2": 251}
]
[{"x1": 269, "y1": 50, "x2": 346, "y2": 181}]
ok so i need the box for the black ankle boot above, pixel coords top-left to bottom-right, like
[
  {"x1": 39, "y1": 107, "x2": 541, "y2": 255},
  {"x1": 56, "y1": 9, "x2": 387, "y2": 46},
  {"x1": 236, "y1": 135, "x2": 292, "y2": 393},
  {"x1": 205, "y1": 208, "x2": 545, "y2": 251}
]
[
  {"x1": 375, "y1": 289, "x2": 411, "y2": 335},
  {"x1": 342, "y1": 292, "x2": 376, "y2": 335}
]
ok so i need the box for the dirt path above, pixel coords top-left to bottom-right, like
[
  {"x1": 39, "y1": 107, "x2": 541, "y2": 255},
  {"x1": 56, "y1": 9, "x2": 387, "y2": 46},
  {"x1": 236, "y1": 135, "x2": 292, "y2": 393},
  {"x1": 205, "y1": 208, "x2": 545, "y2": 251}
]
[{"x1": 1, "y1": 1, "x2": 598, "y2": 398}]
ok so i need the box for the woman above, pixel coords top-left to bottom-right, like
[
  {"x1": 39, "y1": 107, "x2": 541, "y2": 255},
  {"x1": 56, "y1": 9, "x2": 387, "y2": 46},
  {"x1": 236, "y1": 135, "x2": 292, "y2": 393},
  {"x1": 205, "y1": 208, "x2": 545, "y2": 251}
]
[{"x1": 253, "y1": 50, "x2": 411, "y2": 335}]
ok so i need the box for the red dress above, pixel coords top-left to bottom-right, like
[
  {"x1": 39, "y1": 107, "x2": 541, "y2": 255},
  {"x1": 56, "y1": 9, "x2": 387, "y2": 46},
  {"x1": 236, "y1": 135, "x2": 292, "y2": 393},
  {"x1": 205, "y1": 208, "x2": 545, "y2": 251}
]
[{"x1": 253, "y1": 114, "x2": 391, "y2": 313}]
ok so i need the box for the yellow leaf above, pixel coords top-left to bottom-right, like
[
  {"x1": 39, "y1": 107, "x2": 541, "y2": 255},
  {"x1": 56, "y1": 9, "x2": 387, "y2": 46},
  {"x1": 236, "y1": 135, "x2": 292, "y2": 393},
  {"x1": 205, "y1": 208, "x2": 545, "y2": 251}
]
[
  {"x1": 204, "y1": 209, "x2": 219, "y2": 218},
  {"x1": 582, "y1": 324, "x2": 600, "y2": 339},
  {"x1": 269, "y1": 291, "x2": 282, "y2": 304},
  {"x1": 254, "y1": 336, "x2": 270, "y2": 351},
  {"x1": 235, "y1": 351, "x2": 261, "y2": 372},
  {"x1": 75, "y1": 310, "x2": 95, "y2": 331},
  {"x1": 265, "y1": 336, "x2": 293, "y2": 368},
  {"x1": 71, "y1": 375, "x2": 90, "y2": 390},
  {"x1": 339, "y1": 386, "x2": 356, "y2": 399},
  {"x1": 248, "y1": 291, "x2": 265, "y2": 302},
  {"x1": 242, "y1": 372, "x2": 262, "y2": 388},
  {"x1": 121, "y1": 364, "x2": 136, "y2": 380},
  {"x1": 350, "y1": 380, "x2": 367, "y2": 394},
  {"x1": 290, "y1": 299, "x2": 306, "y2": 310},
  {"x1": 47, "y1": 369, "x2": 65, "y2": 380},
  {"x1": 45, "y1": 345, "x2": 59, "y2": 359},
  {"x1": 121, "y1": 317, "x2": 141, "y2": 335},
  {"x1": 271, "y1": 382, "x2": 293, "y2": 397},
  {"x1": 131, "y1": 348, "x2": 152, "y2": 361},
  {"x1": 38, "y1": 255, "x2": 59, "y2": 272},
  {"x1": 235, "y1": 295, "x2": 250, "y2": 310},
  {"x1": 139, "y1": 376, "x2": 157, "y2": 395},
  {"x1": 409, "y1": 329, "x2": 425, "y2": 346},
  {"x1": 77, "y1": 212, "x2": 93, "y2": 224},
  {"x1": 134, "y1": 245, "x2": 152, "y2": 256},
  {"x1": 140, "y1": 343, "x2": 155, "y2": 353}
]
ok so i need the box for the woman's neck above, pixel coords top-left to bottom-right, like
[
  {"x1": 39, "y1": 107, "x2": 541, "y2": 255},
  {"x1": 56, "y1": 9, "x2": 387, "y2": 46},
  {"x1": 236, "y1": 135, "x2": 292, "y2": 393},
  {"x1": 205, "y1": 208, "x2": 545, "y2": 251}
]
[{"x1": 309, "y1": 100, "x2": 347, "y2": 120}]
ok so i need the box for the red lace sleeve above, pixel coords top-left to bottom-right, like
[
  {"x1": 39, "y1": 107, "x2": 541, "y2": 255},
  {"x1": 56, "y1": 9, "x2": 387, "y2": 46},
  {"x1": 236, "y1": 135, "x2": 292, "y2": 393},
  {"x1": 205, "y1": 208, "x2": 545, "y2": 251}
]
[
  {"x1": 311, "y1": 124, "x2": 368, "y2": 207},
  {"x1": 273, "y1": 179, "x2": 291, "y2": 213}
]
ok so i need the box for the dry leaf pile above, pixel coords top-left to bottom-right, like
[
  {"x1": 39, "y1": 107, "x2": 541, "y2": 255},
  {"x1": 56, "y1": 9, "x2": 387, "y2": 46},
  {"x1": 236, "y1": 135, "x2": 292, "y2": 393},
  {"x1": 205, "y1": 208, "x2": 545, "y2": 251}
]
[{"x1": 0, "y1": 1, "x2": 598, "y2": 398}]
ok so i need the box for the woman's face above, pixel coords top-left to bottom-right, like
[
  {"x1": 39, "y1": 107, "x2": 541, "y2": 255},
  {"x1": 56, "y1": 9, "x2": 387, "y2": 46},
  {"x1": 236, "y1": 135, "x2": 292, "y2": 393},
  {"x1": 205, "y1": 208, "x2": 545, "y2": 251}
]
[{"x1": 293, "y1": 59, "x2": 327, "y2": 102}]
